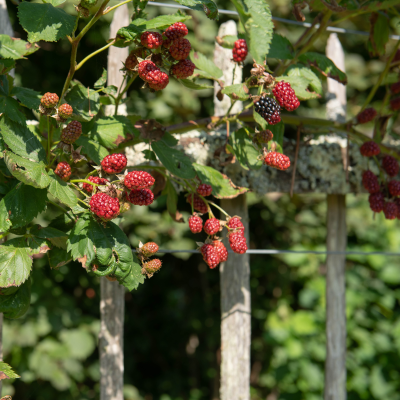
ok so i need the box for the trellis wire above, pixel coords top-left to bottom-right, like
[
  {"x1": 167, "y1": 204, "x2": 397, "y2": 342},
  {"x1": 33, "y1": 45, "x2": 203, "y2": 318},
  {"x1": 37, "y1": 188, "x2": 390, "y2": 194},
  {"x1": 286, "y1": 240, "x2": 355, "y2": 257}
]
[
  {"x1": 148, "y1": 1, "x2": 400, "y2": 41},
  {"x1": 134, "y1": 249, "x2": 400, "y2": 255}
]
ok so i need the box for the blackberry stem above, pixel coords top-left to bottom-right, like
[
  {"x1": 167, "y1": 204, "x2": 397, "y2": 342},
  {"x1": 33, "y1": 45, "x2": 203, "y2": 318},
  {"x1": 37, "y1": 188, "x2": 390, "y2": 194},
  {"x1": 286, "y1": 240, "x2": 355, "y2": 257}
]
[
  {"x1": 48, "y1": 200, "x2": 68, "y2": 214},
  {"x1": 70, "y1": 179, "x2": 100, "y2": 187}
]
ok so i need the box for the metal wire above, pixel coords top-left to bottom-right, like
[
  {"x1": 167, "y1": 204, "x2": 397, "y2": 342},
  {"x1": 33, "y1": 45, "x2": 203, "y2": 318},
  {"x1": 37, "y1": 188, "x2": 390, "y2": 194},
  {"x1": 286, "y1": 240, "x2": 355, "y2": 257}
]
[
  {"x1": 148, "y1": 1, "x2": 400, "y2": 41},
  {"x1": 134, "y1": 249, "x2": 400, "y2": 256}
]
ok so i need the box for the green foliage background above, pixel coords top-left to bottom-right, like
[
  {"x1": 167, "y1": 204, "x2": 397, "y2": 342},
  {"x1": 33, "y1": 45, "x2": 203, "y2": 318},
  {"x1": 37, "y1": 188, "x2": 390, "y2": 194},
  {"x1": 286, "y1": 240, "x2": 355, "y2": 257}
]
[{"x1": 2, "y1": 0, "x2": 400, "y2": 399}]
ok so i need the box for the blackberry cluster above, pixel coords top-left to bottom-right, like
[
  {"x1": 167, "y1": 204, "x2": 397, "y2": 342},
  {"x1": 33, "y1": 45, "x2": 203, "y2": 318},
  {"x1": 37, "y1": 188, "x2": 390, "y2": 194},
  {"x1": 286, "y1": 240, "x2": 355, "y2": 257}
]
[
  {"x1": 138, "y1": 60, "x2": 169, "y2": 91},
  {"x1": 187, "y1": 193, "x2": 208, "y2": 214},
  {"x1": 273, "y1": 81, "x2": 300, "y2": 111},
  {"x1": 204, "y1": 218, "x2": 220, "y2": 236},
  {"x1": 254, "y1": 97, "x2": 281, "y2": 125},
  {"x1": 90, "y1": 193, "x2": 120, "y2": 221},
  {"x1": 54, "y1": 162, "x2": 71, "y2": 181},
  {"x1": 140, "y1": 31, "x2": 163, "y2": 49},
  {"x1": 41, "y1": 93, "x2": 59, "y2": 109},
  {"x1": 171, "y1": 59, "x2": 195, "y2": 79},
  {"x1": 163, "y1": 22, "x2": 188, "y2": 40},
  {"x1": 169, "y1": 38, "x2": 191, "y2": 60},
  {"x1": 124, "y1": 171, "x2": 155, "y2": 190},
  {"x1": 200, "y1": 243, "x2": 220, "y2": 269},
  {"x1": 101, "y1": 154, "x2": 127, "y2": 174},
  {"x1": 263, "y1": 151, "x2": 291, "y2": 171},
  {"x1": 61, "y1": 121, "x2": 82, "y2": 144},
  {"x1": 362, "y1": 171, "x2": 380, "y2": 194},
  {"x1": 359, "y1": 141, "x2": 380, "y2": 157},
  {"x1": 391, "y1": 82, "x2": 400, "y2": 94},
  {"x1": 255, "y1": 130, "x2": 273, "y2": 144},
  {"x1": 83, "y1": 176, "x2": 109, "y2": 193},
  {"x1": 196, "y1": 184, "x2": 212, "y2": 197},
  {"x1": 58, "y1": 104, "x2": 73, "y2": 120},
  {"x1": 188, "y1": 214, "x2": 203, "y2": 233},
  {"x1": 140, "y1": 242, "x2": 159, "y2": 257},
  {"x1": 390, "y1": 98, "x2": 400, "y2": 111},
  {"x1": 128, "y1": 188, "x2": 154, "y2": 206},
  {"x1": 232, "y1": 39, "x2": 248, "y2": 63},
  {"x1": 382, "y1": 155, "x2": 399, "y2": 177},
  {"x1": 356, "y1": 108, "x2": 377, "y2": 124},
  {"x1": 142, "y1": 259, "x2": 162, "y2": 276}
]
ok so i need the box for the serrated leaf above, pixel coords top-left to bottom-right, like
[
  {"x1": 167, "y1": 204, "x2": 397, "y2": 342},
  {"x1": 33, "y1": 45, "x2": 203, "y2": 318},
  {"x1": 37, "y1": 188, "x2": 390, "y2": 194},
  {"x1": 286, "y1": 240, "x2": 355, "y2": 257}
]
[
  {"x1": 11, "y1": 87, "x2": 41, "y2": 110},
  {"x1": 4, "y1": 151, "x2": 50, "y2": 189},
  {"x1": 30, "y1": 225, "x2": 68, "y2": 249},
  {"x1": 152, "y1": 141, "x2": 196, "y2": 179},
  {"x1": 47, "y1": 170, "x2": 78, "y2": 208},
  {"x1": 0, "y1": 237, "x2": 36, "y2": 287},
  {"x1": 47, "y1": 247, "x2": 72, "y2": 269},
  {"x1": 75, "y1": 136, "x2": 109, "y2": 164},
  {"x1": 94, "y1": 69, "x2": 107, "y2": 89},
  {"x1": 0, "y1": 278, "x2": 31, "y2": 319},
  {"x1": 275, "y1": 75, "x2": 321, "y2": 101},
  {"x1": 221, "y1": 83, "x2": 249, "y2": 101},
  {"x1": 117, "y1": 12, "x2": 192, "y2": 41},
  {"x1": 368, "y1": 13, "x2": 390, "y2": 57},
  {"x1": 253, "y1": 109, "x2": 268, "y2": 130},
  {"x1": 0, "y1": 362, "x2": 20, "y2": 379},
  {"x1": 0, "y1": 77, "x2": 26, "y2": 125},
  {"x1": 231, "y1": 0, "x2": 273, "y2": 64},
  {"x1": 0, "y1": 183, "x2": 47, "y2": 229},
  {"x1": 0, "y1": 200, "x2": 11, "y2": 233},
  {"x1": 171, "y1": 0, "x2": 218, "y2": 19},
  {"x1": 89, "y1": 116, "x2": 139, "y2": 150},
  {"x1": 268, "y1": 33, "x2": 294, "y2": 60},
  {"x1": 64, "y1": 83, "x2": 100, "y2": 122},
  {"x1": 193, "y1": 164, "x2": 249, "y2": 199},
  {"x1": 190, "y1": 51, "x2": 222, "y2": 80},
  {"x1": 18, "y1": 2, "x2": 76, "y2": 43},
  {"x1": 42, "y1": 0, "x2": 67, "y2": 6},
  {"x1": 0, "y1": 117, "x2": 46, "y2": 162},
  {"x1": 286, "y1": 64, "x2": 323, "y2": 96},
  {"x1": 180, "y1": 79, "x2": 213, "y2": 90},
  {"x1": 0, "y1": 59, "x2": 16, "y2": 75},
  {"x1": 0, "y1": 34, "x2": 39, "y2": 60},
  {"x1": 102, "y1": 85, "x2": 118, "y2": 96},
  {"x1": 164, "y1": 179, "x2": 178, "y2": 218},
  {"x1": 298, "y1": 52, "x2": 347, "y2": 84},
  {"x1": 229, "y1": 128, "x2": 262, "y2": 171}
]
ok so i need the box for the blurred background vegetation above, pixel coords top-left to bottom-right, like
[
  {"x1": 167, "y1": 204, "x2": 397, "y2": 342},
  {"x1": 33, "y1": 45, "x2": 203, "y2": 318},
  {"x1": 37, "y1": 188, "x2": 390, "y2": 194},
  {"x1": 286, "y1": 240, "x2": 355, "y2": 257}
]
[{"x1": 3, "y1": 0, "x2": 400, "y2": 399}]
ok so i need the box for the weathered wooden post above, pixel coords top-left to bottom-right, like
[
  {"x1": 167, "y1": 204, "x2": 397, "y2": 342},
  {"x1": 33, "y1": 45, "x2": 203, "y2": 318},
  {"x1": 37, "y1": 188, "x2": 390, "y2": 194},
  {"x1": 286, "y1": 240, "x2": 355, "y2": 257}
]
[
  {"x1": 99, "y1": 6, "x2": 129, "y2": 400},
  {"x1": 324, "y1": 33, "x2": 347, "y2": 400},
  {"x1": 214, "y1": 21, "x2": 251, "y2": 400}
]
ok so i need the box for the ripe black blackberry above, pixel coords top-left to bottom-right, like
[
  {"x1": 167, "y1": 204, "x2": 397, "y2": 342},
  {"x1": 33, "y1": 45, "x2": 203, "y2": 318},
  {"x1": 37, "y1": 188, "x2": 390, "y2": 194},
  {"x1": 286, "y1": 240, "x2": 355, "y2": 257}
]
[{"x1": 254, "y1": 97, "x2": 281, "y2": 125}]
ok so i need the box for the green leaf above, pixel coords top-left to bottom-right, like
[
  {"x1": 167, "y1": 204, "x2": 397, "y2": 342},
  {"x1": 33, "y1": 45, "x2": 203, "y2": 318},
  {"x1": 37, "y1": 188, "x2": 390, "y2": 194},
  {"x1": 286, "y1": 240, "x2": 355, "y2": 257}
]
[
  {"x1": 152, "y1": 141, "x2": 196, "y2": 179},
  {"x1": 275, "y1": 75, "x2": 321, "y2": 101},
  {"x1": 0, "y1": 77, "x2": 26, "y2": 125},
  {"x1": 268, "y1": 33, "x2": 294, "y2": 60},
  {"x1": 75, "y1": 136, "x2": 109, "y2": 164},
  {"x1": 216, "y1": 35, "x2": 238, "y2": 49},
  {"x1": 94, "y1": 69, "x2": 107, "y2": 88},
  {"x1": 298, "y1": 52, "x2": 347, "y2": 84},
  {"x1": 0, "y1": 183, "x2": 47, "y2": 229},
  {"x1": 18, "y1": 2, "x2": 76, "y2": 43},
  {"x1": 286, "y1": 64, "x2": 323, "y2": 96},
  {"x1": 0, "y1": 278, "x2": 31, "y2": 319},
  {"x1": 47, "y1": 170, "x2": 78, "y2": 208},
  {"x1": 47, "y1": 247, "x2": 72, "y2": 269},
  {"x1": 42, "y1": 0, "x2": 67, "y2": 7},
  {"x1": 0, "y1": 59, "x2": 16, "y2": 75},
  {"x1": 190, "y1": 51, "x2": 222, "y2": 80},
  {"x1": 0, "y1": 117, "x2": 46, "y2": 162},
  {"x1": 193, "y1": 163, "x2": 249, "y2": 199},
  {"x1": 229, "y1": 128, "x2": 262, "y2": 170},
  {"x1": 253, "y1": 109, "x2": 268, "y2": 130},
  {"x1": 0, "y1": 34, "x2": 39, "y2": 59},
  {"x1": 180, "y1": 79, "x2": 213, "y2": 90},
  {"x1": 0, "y1": 237, "x2": 36, "y2": 287},
  {"x1": 221, "y1": 83, "x2": 250, "y2": 101},
  {"x1": 117, "y1": 12, "x2": 192, "y2": 41},
  {"x1": 0, "y1": 199, "x2": 11, "y2": 233},
  {"x1": 64, "y1": 83, "x2": 100, "y2": 122},
  {"x1": 89, "y1": 116, "x2": 139, "y2": 150},
  {"x1": 4, "y1": 151, "x2": 50, "y2": 189},
  {"x1": 231, "y1": 0, "x2": 274, "y2": 64},
  {"x1": 11, "y1": 87, "x2": 41, "y2": 110},
  {"x1": 268, "y1": 122, "x2": 284, "y2": 152},
  {"x1": 164, "y1": 179, "x2": 178, "y2": 218},
  {"x1": 0, "y1": 362, "x2": 20, "y2": 379},
  {"x1": 30, "y1": 225, "x2": 68, "y2": 249},
  {"x1": 368, "y1": 13, "x2": 390, "y2": 57},
  {"x1": 171, "y1": 0, "x2": 218, "y2": 19}
]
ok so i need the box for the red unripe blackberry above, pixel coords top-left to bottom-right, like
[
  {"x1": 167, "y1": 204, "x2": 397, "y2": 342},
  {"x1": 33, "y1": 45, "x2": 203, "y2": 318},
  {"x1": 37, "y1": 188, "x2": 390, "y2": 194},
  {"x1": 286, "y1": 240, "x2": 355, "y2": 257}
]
[
  {"x1": 394, "y1": 49, "x2": 400, "y2": 63},
  {"x1": 124, "y1": 171, "x2": 155, "y2": 190},
  {"x1": 196, "y1": 184, "x2": 212, "y2": 197},
  {"x1": 263, "y1": 152, "x2": 291, "y2": 171},
  {"x1": 163, "y1": 22, "x2": 188, "y2": 40},
  {"x1": 229, "y1": 232, "x2": 248, "y2": 254},
  {"x1": 101, "y1": 153, "x2": 127, "y2": 174},
  {"x1": 382, "y1": 155, "x2": 399, "y2": 177},
  {"x1": 141, "y1": 242, "x2": 159, "y2": 257},
  {"x1": 388, "y1": 180, "x2": 400, "y2": 196},
  {"x1": 391, "y1": 82, "x2": 400, "y2": 94},
  {"x1": 188, "y1": 215, "x2": 203, "y2": 233},
  {"x1": 359, "y1": 141, "x2": 380, "y2": 157},
  {"x1": 54, "y1": 162, "x2": 71, "y2": 181},
  {"x1": 140, "y1": 31, "x2": 163, "y2": 49},
  {"x1": 227, "y1": 216, "x2": 245, "y2": 234},
  {"x1": 58, "y1": 103, "x2": 73, "y2": 119},
  {"x1": 204, "y1": 218, "x2": 220, "y2": 236},
  {"x1": 213, "y1": 240, "x2": 228, "y2": 262},
  {"x1": 163, "y1": 39, "x2": 173, "y2": 49},
  {"x1": 273, "y1": 81, "x2": 300, "y2": 111},
  {"x1": 390, "y1": 97, "x2": 400, "y2": 111},
  {"x1": 41, "y1": 92, "x2": 59, "y2": 108},
  {"x1": 200, "y1": 243, "x2": 220, "y2": 269},
  {"x1": 143, "y1": 259, "x2": 162, "y2": 274},
  {"x1": 138, "y1": 60, "x2": 160, "y2": 81},
  {"x1": 128, "y1": 188, "x2": 154, "y2": 206},
  {"x1": 61, "y1": 120, "x2": 82, "y2": 144},
  {"x1": 362, "y1": 171, "x2": 380, "y2": 194},
  {"x1": 148, "y1": 71, "x2": 169, "y2": 91},
  {"x1": 356, "y1": 108, "x2": 377, "y2": 124},
  {"x1": 125, "y1": 53, "x2": 138, "y2": 71},
  {"x1": 369, "y1": 192, "x2": 384, "y2": 213},
  {"x1": 255, "y1": 130, "x2": 273, "y2": 143},
  {"x1": 187, "y1": 193, "x2": 208, "y2": 214},
  {"x1": 383, "y1": 201, "x2": 398, "y2": 220},
  {"x1": 90, "y1": 192, "x2": 120, "y2": 221},
  {"x1": 83, "y1": 176, "x2": 109, "y2": 193},
  {"x1": 171, "y1": 59, "x2": 195, "y2": 79},
  {"x1": 232, "y1": 39, "x2": 248, "y2": 63},
  {"x1": 169, "y1": 38, "x2": 191, "y2": 60}
]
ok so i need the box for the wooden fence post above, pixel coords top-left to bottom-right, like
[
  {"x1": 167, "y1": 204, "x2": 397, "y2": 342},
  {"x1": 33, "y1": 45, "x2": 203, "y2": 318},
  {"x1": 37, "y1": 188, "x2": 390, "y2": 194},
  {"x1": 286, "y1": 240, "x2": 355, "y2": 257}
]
[
  {"x1": 214, "y1": 21, "x2": 251, "y2": 400},
  {"x1": 324, "y1": 33, "x2": 347, "y2": 400},
  {"x1": 99, "y1": 6, "x2": 129, "y2": 400}
]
